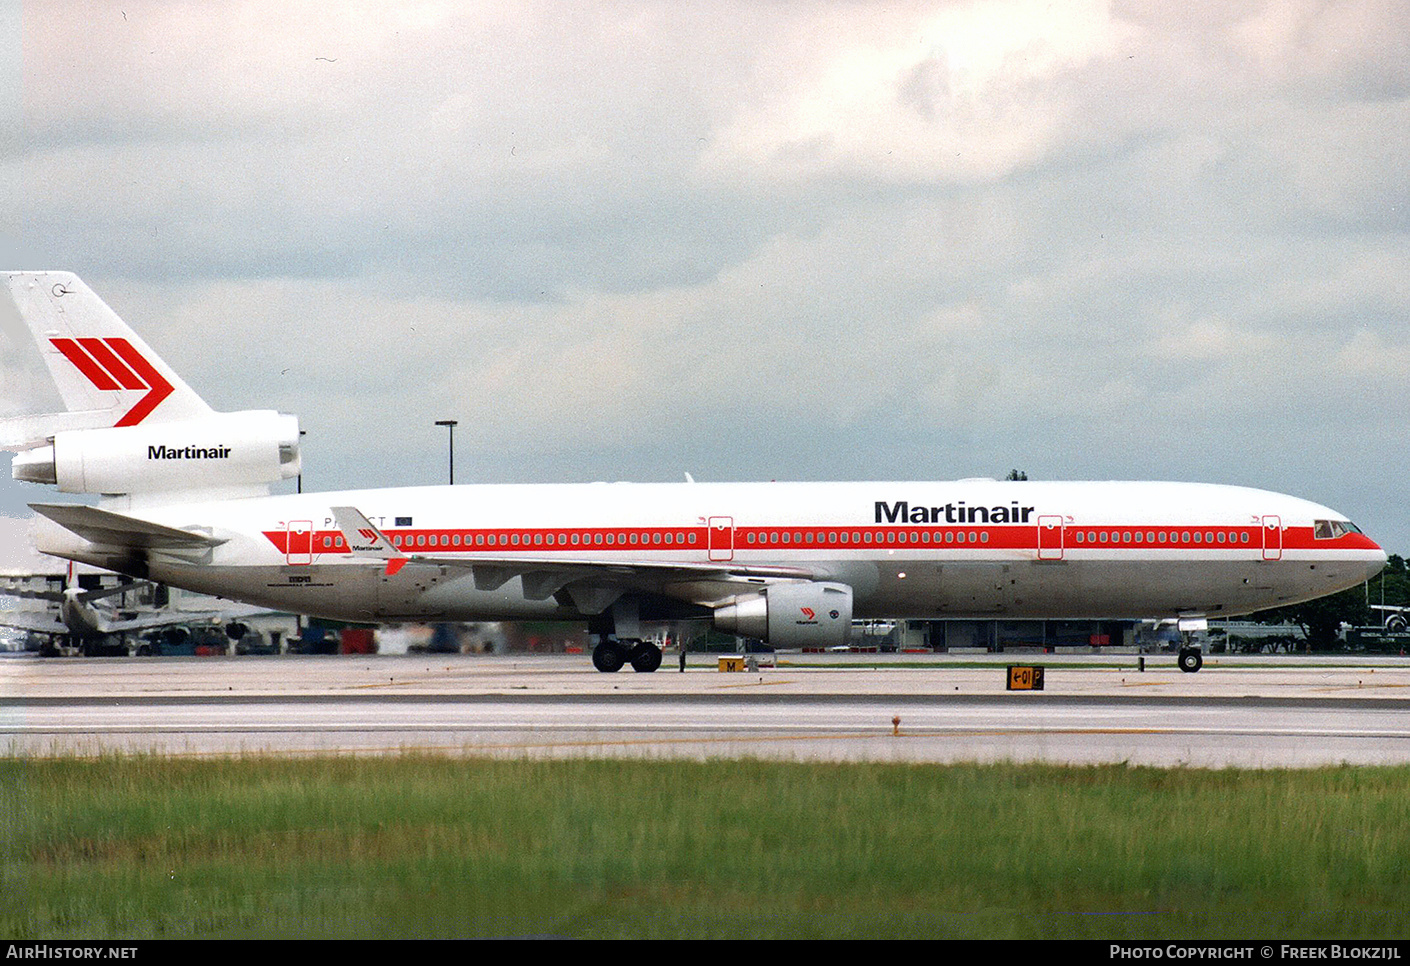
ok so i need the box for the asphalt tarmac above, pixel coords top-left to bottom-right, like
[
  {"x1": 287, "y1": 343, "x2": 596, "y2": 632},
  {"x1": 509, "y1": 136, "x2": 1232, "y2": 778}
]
[{"x1": 4, "y1": 652, "x2": 1410, "y2": 767}]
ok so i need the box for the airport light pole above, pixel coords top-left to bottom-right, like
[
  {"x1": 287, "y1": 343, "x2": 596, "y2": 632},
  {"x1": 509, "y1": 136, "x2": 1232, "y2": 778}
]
[
  {"x1": 435, "y1": 420, "x2": 458, "y2": 485},
  {"x1": 296, "y1": 430, "x2": 306, "y2": 494}
]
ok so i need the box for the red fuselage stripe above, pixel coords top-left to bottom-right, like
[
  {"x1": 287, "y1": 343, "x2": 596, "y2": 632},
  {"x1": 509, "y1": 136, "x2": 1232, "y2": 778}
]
[{"x1": 260, "y1": 524, "x2": 1378, "y2": 556}]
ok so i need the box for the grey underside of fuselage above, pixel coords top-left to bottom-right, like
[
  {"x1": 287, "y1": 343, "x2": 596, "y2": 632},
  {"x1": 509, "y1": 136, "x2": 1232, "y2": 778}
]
[{"x1": 78, "y1": 554, "x2": 1371, "y2": 625}]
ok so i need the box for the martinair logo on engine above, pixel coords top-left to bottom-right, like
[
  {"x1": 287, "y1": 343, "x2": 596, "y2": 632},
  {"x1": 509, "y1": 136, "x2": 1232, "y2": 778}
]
[
  {"x1": 50, "y1": 337, "x2": 174, "y2": 427},
  {"x1": 147, "y1": 444, "x2": 232, "y2": 460}
]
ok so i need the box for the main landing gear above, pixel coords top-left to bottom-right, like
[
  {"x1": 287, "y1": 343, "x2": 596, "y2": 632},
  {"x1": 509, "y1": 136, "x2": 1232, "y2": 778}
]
[
  {"x1": 591, "y1": 639, "x2": 663, "y2": 673},
  {"x1": 588, "y1": 600, "x2": 663, "y2": 673}
]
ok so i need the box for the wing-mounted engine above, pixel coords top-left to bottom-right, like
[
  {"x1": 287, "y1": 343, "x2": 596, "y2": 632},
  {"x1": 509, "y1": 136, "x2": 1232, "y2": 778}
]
[
  {"x1": 713, "y1": 580, "x2": 854, "y2": 648},
  {"x1": 12, "y1": 410, "x2": 301, "y2": 497}
]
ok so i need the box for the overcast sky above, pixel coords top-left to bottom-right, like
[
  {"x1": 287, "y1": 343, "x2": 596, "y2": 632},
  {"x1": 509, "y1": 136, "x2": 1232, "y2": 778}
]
[{"x1": 1, "y1": 0, "x2": 1406, "y2": 554}]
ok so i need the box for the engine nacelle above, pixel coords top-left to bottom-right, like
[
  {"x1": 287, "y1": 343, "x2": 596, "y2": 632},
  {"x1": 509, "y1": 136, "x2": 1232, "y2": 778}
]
[
  {"x1": 713, "y1": 580, "x2": 854, "y2": 648},
  {"x1": 12, "y1": 411, "x2": 301, "y2": 495}
]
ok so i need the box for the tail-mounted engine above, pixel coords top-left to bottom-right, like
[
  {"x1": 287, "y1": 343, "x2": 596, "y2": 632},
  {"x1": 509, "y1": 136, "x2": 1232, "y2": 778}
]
[
  {"x1": 12, "y1": 410, "x2": 301, "y2": 496},
  {"x1": 713, "y1": 580, "x2": 854, "y2": 648}
]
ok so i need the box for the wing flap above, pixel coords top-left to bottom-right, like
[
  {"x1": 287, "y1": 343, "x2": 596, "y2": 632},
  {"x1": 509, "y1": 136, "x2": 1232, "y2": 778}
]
[{"x1": 396, "y1": 552, "x2": 810, "y2": 586}]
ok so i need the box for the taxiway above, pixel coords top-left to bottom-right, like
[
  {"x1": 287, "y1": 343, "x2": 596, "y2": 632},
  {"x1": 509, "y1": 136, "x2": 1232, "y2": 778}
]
[{"x1": 4, "y1": 652, "x2": 1409, "y2": 767}]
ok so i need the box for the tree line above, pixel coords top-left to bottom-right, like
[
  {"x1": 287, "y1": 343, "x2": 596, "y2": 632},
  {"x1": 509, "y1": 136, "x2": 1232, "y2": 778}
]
[{"x1": 1254, "y1": 553, "x2": 1408, "y2": 648}]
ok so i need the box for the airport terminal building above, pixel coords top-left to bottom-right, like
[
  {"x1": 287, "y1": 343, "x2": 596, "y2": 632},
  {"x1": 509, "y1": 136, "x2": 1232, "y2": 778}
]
[{"x1": 909, "y1": 618, "x2": 1142, "y2": 652}]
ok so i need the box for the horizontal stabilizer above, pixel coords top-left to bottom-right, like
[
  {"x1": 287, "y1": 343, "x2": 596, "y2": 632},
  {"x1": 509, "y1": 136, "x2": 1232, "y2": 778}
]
[
  {"x1": 0, "y1": 410, "x2": 120, "y2": 451},
  {"x1": 29, "y1": 503, "x2": 227, "y2": 550}
]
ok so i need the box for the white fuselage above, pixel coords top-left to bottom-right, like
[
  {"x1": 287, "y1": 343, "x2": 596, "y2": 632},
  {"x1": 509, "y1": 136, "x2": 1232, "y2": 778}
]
[
  {"x1": 6, "y1": 274, "x2": 1387, "y2": 651},
  {"x1": 36, "y1": 479, "x2": 1387, "y2": 626}
]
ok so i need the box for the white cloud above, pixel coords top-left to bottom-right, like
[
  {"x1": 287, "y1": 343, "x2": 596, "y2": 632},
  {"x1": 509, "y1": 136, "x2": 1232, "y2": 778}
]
[
  {"x1": 0, "y1": 0, "x2": 1406, "y2": 548},
  {"x1": 0, "y1": 514, "x2": 54, "y2": 573},
  {"x1": 1144, "y1": 313, "x2": 1279, "y2": 361},
  {"x1": 1332, "y1": 328, "x2": 1410, "y2": 377},
  {"x1": 703, "y1": 0, "x2": 1130, "y2": 183}
]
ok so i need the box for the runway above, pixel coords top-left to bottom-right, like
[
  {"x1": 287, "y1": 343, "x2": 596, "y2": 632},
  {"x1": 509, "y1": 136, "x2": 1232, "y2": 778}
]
[{"x1": 5, "y1": 652, "x2": 1410, "y2": 767}]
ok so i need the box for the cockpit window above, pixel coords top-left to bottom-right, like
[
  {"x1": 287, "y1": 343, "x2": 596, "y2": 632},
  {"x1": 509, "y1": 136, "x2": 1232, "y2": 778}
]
[{"x1": 1314, "y1": 519, "x2": 1360, "y2": 539}]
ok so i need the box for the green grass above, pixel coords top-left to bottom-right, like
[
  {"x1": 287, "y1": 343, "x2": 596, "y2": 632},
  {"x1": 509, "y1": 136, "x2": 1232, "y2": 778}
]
[{"x1": 3, "y1": 755, "x2": 1409, "y2": 939}]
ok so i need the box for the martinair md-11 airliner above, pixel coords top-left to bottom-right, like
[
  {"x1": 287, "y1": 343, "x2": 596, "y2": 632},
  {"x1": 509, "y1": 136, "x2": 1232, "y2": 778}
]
[{"x1": 0, "y1": 272, "x2": 1388, "y2": 672}]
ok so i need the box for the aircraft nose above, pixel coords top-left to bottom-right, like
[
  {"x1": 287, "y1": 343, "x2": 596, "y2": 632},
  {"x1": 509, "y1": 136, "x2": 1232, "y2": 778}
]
[
  {"x1": 1357, "y1": 532, "x2": 1390, "y2": 581},
  {"x1": 1367, "y1": 544, "x2": 1390, "y2": 579}
]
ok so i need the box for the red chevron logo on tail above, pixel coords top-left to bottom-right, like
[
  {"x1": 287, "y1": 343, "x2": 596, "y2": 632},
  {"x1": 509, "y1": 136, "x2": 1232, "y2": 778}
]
[{"x1": 50, "y1": 337, "x2": 174, "y2": 426}]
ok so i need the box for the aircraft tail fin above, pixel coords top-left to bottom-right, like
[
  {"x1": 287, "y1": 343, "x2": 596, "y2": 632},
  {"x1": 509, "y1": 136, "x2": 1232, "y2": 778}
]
[{"x1": 1, "y1": 272, "x2": 212, "y2": 449}]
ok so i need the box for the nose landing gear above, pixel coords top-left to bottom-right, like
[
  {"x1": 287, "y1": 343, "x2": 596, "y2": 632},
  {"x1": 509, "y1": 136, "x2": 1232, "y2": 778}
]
[{"x1": 1178, "y1": 647, "x2": 1203, "y2": 673}]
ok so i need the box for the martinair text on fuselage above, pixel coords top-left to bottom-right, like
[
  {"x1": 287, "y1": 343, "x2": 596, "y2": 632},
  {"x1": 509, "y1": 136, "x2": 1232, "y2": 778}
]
[
  {"x1": 307, "y1": 498, "x2": 1042, "y2": 533},
  {"x1": 875, "y1": 500, "x2": 1035, "y2": 524}
]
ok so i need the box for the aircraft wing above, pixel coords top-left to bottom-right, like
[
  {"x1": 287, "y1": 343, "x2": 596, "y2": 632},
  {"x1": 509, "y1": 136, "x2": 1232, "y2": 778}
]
[
  {"x1": 0, "y1": 579, "x2": 66, "y2": 602},
  {"x1": 329, "y1": 505, "x2": 814, "y2": 607},
  {"x1": 329, "y1": 506, "x2": 410, "y2": 574},
  {"x1": 101, "y1": 610, "x2": 225, "y2": 634},
  {"x1": 0, "y1": 609, "x2": 68, "y2": 635},
  {"x1": 2, "y1": 575, "x2": 149, "y2": 604},
  {"x1": 0, "y1": 603, "x2": 226, "y2": 637},
  {"x1": 449, "y1": 555, "x2": 815, "y2": 602}
]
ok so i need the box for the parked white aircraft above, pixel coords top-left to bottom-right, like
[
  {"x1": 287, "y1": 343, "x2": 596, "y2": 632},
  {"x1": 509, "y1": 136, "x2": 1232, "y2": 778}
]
[
  {"x1": 1371, "y1": 605, "x2": 1409, "y2": 633},
  {"x1": 0, "y1": 272, "x2": 1388, "y2": 672},
  {"x1": 0, "y1": 567, "x2": 229, "y2": 653}
]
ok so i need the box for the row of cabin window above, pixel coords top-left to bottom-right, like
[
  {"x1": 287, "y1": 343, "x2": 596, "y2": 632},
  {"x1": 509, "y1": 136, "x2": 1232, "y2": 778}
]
[
  {"x1": 746, "y1": 530, "x2": 990, "y2": 545},
  {"x1": 317, "y1": 528, "x2": 1255, "y2": 551},
  {"x1": 322, "y1": 531, "x2": 701, "y2": 550},
  {"x1": 1072, "y1": 530, "x2": 1252, "y2": 545}
]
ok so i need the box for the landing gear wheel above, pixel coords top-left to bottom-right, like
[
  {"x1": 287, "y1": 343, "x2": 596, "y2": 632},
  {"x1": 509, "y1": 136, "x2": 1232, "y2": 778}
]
[
  {"x1": 1178, "y1": 649, "x2": 1203, "y2": 673},
  {"x1": 592, "y1": 641, "x2": 626, "y2": 673},
  {"x1": 628, "y1": 642, "x2": 662, "y2": 673}
]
